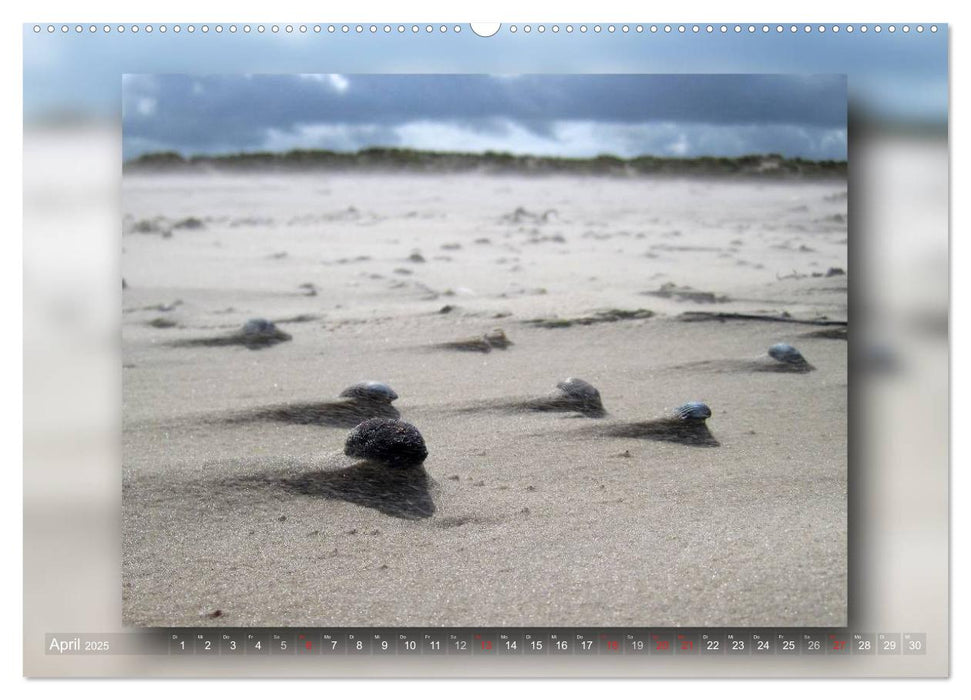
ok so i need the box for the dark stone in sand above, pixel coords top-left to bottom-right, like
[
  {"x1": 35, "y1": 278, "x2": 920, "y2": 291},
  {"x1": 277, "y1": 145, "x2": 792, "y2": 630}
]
[
  {"x1": 344, "y1": 418, "x2": 428, "y2": 467},
  {"x1": 601, "y1": 402, "x2": 719, "y2": 446},
  {"x1": 172, "y1": 318, "x2": 292, "y2": 350}
]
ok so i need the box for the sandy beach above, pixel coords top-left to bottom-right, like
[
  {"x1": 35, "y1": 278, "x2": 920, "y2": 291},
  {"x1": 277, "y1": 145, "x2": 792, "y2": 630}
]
[{"x1": 121, "y1": 171, "x2": 847, "y2": 628}]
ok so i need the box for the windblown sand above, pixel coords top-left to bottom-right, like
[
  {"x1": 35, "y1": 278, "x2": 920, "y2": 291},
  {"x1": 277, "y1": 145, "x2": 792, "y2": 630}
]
[{"x1": 122, "y1": 172, "x2": 847, "y2": 627}]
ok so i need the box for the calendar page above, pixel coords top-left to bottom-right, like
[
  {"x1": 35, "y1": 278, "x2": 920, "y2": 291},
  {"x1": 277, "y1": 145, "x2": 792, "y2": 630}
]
[{"x1": 21, "y1": 17, "x2": 949, "y2": 680}]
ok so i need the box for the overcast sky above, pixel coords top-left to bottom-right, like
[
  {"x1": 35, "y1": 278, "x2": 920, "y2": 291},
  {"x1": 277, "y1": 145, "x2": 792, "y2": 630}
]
[{"x1": 121, "y1": 74, "x2": 847, "y2": 161}]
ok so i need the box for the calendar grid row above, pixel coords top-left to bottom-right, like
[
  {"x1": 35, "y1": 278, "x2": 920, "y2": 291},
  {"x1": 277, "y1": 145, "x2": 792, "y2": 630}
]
[{"x1": 167, "y1": 630, "x2": 926, "y2": 657}]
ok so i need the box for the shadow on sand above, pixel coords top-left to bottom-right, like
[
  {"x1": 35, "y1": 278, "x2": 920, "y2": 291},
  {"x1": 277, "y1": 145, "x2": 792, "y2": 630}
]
[
  {"x1": 227, "y1": 461, "x2": 436, "y2": 520},
  {"x1": 671, "y1": 358, "x2": 815, "y2": 374},
  {"x1": 455, "y1": 378, "x2": 607, "y2": 418},
  {"x1": 227, "y1": 400, "x2": 400, "y2": 428},
  {"x1": 169, "y1": 319, "x2": 292, "y2": 351},
  {"x1": 599, "y1": 417, "x2": 720, "y2": 447}
]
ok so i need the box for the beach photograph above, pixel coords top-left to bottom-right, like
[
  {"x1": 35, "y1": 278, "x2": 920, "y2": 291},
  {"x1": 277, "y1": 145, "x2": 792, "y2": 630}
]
[{"x1": 121, "y1": 74, "x2": 848, "y2": 628}]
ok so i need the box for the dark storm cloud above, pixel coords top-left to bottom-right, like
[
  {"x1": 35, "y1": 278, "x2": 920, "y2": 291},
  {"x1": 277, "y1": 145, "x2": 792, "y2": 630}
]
[{"x1": 122, "y1": 74, "x2": 846, "y2": 159}]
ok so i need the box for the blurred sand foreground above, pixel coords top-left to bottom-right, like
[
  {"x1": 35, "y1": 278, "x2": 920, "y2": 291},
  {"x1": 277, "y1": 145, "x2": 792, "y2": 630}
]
[{"x1": 121, "y1": 171, "x2": 847, "y2": 627}]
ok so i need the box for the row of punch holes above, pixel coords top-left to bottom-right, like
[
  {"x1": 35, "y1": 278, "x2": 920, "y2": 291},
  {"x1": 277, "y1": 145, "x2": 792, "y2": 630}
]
[{"x1": 33, "y1": 23, "x2": 939, "y2": 35}]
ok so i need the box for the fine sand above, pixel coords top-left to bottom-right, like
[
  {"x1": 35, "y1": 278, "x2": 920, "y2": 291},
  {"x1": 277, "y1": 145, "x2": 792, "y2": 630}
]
[{"x1": 122, "y1": 171, "x2": 847, "y2": 628}]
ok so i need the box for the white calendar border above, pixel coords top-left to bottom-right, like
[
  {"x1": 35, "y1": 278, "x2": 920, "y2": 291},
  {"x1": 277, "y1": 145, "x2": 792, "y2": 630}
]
[{"x1": 6, "y1": 0, "x2": 965, "y2": 698}]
